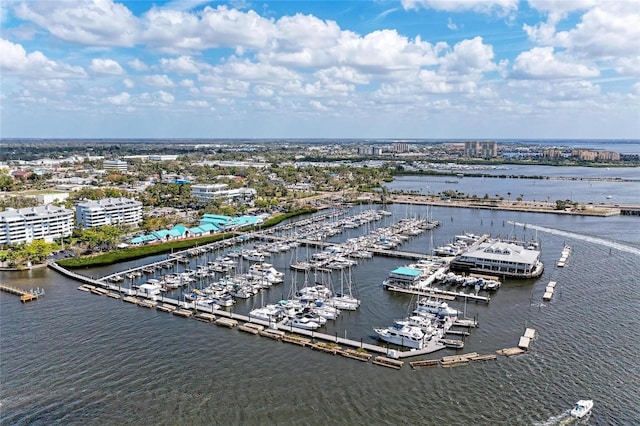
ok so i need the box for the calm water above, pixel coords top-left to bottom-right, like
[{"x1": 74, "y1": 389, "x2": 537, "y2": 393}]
[
  {"x1": 2, "y1": 202, "x2": 639, "y2": 425},
  {"x1": 385, "y1": 171, "x2": 640, "y2": 204}
]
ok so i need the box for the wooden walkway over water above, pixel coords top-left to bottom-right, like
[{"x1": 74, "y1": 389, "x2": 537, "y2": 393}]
[{"x1": 0, "y1": 283, "x2": 44, "y2": 302}]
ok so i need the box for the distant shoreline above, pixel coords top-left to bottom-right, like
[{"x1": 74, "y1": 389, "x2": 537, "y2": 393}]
[{"x1": 388, "y1": 194, "x2": 624, "y2": 217}]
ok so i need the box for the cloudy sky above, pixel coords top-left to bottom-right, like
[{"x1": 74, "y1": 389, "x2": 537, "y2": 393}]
[{"x1": 1, "y1": 0, "x2": 639, "y2": 139}]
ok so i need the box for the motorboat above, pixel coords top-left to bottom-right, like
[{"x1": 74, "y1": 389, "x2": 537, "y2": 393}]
[
  {"x1": 414, "y1": 298, "x2": 460, "y2": 318},
  {"x1": 373, "y1": 320, "x2": 430, "y2": 349},
  {"x1": 287, "y1": 316, "x2": 322, "y2": 330},
  {"x1": 570, "y1": 400, "x2": 593, "y2": 418}
]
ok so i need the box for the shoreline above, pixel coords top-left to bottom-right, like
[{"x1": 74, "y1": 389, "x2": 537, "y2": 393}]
[{"x1": 388, "y1": 194, "x2": 623, "y2": 216}]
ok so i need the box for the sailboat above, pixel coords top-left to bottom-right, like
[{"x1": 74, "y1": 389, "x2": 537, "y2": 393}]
[{"x1": 327, "y1": 266, "x2": 360, "y2": 310}]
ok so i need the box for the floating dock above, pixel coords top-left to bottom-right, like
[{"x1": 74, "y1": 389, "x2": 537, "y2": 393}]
[
  {"x1": 518, "y1": 328, "x2": 536, "y2": 350},
  {"x1": 557, "y1": 245, "x2": 571, "y2": 267},
  {"x1": 543, "y1": 280, "x2": 556, "y2": 301}
]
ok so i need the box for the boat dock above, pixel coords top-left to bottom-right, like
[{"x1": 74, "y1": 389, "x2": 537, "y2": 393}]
[
  {"x1": 557, "y1": 245, "x2": 571, "y2": 267},
  {"x1": 543, "y1": 280, "x2": 556, "y2": 301},
  {"x1": 384, "y1": 284, "x2": 490, "y2": 303},
  {"x1": 0, "y1": 283, "x2": 44, "y2": 303}
]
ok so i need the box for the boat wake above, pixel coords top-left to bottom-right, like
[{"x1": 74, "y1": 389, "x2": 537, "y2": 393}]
[
  {"x1": 534, "y1": 410, "x2": 589, "y2": 426},
  {"x1": 509, "y1": 222, "x2": 640, "y2": 257}
]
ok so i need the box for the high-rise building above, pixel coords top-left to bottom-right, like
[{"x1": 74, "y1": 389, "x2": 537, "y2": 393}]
[{"x1": 464, "y1": 141, "x2": 498, "y2": 158}]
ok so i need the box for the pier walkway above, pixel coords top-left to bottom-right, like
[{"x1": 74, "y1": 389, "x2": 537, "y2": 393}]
[
  {"x1": 384, "y1": 284, "x2": 490, "y2": 303},
  {"x1": 49, "y1": 262, "x2": 448, "y2": 359},
  {"x1": 0, "y1": 283, "x2": 44, "y2": 302}
]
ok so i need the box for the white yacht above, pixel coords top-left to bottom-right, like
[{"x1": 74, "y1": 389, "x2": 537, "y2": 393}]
[
  {"x1": 570, "y1": 400, "x2": 593, "y2": 418},
  {"x1": 287, "y1": 316, "x2": 322, "y2": 330},
  {"x1": 249, "y1": 304, "x2": 283, "y2": 322},
  {"x1": 414, "y1": 298, "x2": 460, "y2": 318},
  {"x1": 374, "y1": 320, "x2": 430, "y2": 349}
]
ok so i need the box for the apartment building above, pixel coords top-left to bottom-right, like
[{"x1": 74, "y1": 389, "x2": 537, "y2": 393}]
[
  {"x1": 464, "y1": 141, "x2": 498, "y2": 158},
  {"x1": 191, "y1": 184, "x2": 257, "y2": 206},
  {"x1": 0, "y1": 205, "x2": 74, "y2": 244},
  {"x1": 75, "y1": 197, "x2": 142, "y2": 228}
]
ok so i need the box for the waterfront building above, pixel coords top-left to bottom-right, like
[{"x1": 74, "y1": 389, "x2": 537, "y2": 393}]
[
  {"x1": 571, "y1": 149, "x2": 620, "y2": 162},
  {"x1": 75, "y1": 197, "x2": 142, "y2": 228},
  {"x1": 191, "y1": 184, "x2": 257, "y2": 206},
  {"x1": 0, "y1": 205, "x2": 73, "y2": 244},
  {"x1": 450, "y1": 240, "x2": 543, "y2": 278}
]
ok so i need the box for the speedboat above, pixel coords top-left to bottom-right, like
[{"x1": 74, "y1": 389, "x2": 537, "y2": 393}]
[{"x1": 570, "y1": 400, "x2": 593, "y2": 418}]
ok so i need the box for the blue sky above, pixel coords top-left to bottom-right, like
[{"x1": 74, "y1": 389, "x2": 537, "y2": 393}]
[{"x1": 1, "y1": 0, "x2": 638, "y2": 139}]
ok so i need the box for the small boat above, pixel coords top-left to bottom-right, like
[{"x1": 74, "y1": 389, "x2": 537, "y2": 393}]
[{"x1": 570, "y1": 399, "x2": 593, "y2": 418}]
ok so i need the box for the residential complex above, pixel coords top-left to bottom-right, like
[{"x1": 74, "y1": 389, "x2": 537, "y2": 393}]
[
  {"x1": 0, "y1": 206, "x2": 74, "y2": 244},
  {"x1": 191, "y1": 184, "x2": 257, "y2": 206},
  {"x1": 75, "y1": 197, "x2": 142, "y2": 228},
  {"x1": 464, "y1": 141, "x2": 498, "y2": 159}
]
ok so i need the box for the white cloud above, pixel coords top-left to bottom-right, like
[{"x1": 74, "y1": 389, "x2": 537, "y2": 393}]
[
  {"x1": 315, "y1": 67, "x2": 370, "y2": 85},
  {"x1": 440, "y1": 36, "x2": 496, "y2": 75},
  {"x1": 309, "y1": 100, "x2": 328, "y2": 111},
  {"x1": 401, "y1": 0, "x2": 518, "y2": 15},
  {"x1": 527, "y1": 0, "x2": 597, "y2": 14},
  {"x1": 89, "y1": 58, "x2": 124, "y2": 75},
  {"x1": 160, "y1": 56, "x2": 201, "y2": 74},
  {"x1": 14, "y1": 0, "x2": 138, "y2": 47},
  {"x1": 157, "y1": 90, "x2": 175, "y2": 104},
  {"x1": 184, "y1": 100, "x2": 210, "y2": 108},
  {"x1": 524, "y1": 2, "x2": 640, "y2": 61},
  {"x1": 26, "y1": 79, "x2": 72, "y2": 93},
  {"x1": 141, "y1": 5, "x2": 275, "y2": 53},
  {"x1": 128, "y1": 58, "x2": 149, "y2": 71},
  {"x1": 511, "y1": 47, "x2": 599, "y2": 79},
  {"x1": 253, "y1": 86, "x2": 274, "y2": 97},
  {"x1": 143, "y1": 74, "x2": 175, "y2": 87},
  {"x1": 447, "y1": 18, "x2": 458, "y2": 30},
  {"x1": 0, "y1": 38, "x2": 87, "y2": 78},
  {"x1": 108, "y1": 92, "x2": 131, "y2": 105},
  {"x1": 123, "y1": 78, "x2": 135, "y2": 89}
]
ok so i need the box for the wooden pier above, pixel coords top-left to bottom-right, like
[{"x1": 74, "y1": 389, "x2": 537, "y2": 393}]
[{"x1": 0, "y1": 284, "x2": 44, "y2": 303}]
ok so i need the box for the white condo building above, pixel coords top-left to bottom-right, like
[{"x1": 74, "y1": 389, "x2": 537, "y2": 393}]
[
  {"x1": 75, "y1": 197, "x2": 142, "y2": 228},
  {"x1": 191, "y1": 184, "x2": 257, "y2": 206},
  {"x1": 0, "y1": 206, "x2": 74, "y2": 244}
]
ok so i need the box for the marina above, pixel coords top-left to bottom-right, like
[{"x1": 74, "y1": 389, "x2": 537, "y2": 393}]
[
  {"x1": 44, "y1": 207, "x2": 546, "y2": 365},
  {"x1": 3, "y1": 200, "x2": 639, "y2": 424}
]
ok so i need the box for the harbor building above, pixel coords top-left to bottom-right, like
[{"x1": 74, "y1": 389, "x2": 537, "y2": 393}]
[
  {"x1": 191, "y1": 184, "x2": 257, "y2": 206},
  {"x1": 0, "y1": 206, "x2": 74, "y2": 244},
  {"x1": 450, "y1": 240, "x2": 543, "y2": 278},
  {"x1": 75, "y1": 197, "x2": 142, "y2": 228}
]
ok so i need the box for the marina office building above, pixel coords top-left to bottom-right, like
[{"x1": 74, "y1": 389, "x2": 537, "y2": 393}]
[
  {"x1": 191, "y1": 184, "x2": 257, "y2": 206},
  {"x1": 451, "y1": 240, "x2": 544, "y2": 278},
  {"x1": 75, "y1": 197, "x2": 142, "y2": 228},
  {"x1": 0, "y1": 206, "x2": 74, "y2": 244}
]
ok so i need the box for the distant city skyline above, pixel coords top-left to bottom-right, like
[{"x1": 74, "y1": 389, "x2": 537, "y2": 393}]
[{"x1": 1, "y1": 1, "x2": 639, "y2": 139}]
